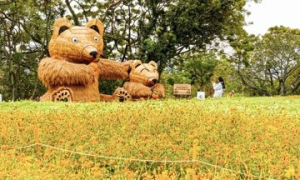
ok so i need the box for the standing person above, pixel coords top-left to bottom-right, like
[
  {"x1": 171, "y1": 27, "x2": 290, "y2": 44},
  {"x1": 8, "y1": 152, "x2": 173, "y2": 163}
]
[
  {"x1": 218, "y1": 77, "x2": 225, "y2": 93},
  {"x1": 212, "y1": 78, "x2": 223, "y2": 98}
]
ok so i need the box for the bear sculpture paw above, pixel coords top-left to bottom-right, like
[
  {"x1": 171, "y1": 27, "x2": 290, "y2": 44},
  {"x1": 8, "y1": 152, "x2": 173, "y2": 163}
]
[
  {"x1": 115, "y1": 88, "x2": 131, "y2": 102},
  {"x1": 52, "y1": 88, "x2": 73, "y2": 102}
]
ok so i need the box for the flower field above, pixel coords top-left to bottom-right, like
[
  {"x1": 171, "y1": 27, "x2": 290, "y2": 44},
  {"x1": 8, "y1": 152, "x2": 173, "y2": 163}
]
[{"x1": 0, "y1": 96, "x2": 299, "y2": 179}]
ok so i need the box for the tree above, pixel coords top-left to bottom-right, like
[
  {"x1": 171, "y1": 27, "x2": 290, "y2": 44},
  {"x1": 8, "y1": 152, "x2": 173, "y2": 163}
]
[
  {"x1": 229, "y1": 27, "x2": 300, "y2": 96},
  {"x1": 136, "y1": 0, "x2": 260, "y2": 73},
  {"x1": 0, "y1": 0, "x2": 65, "y2": 100},
  {"x1": 182, "y1": 51, "x2": 218, "y2": 89},
  {"x1": 256, "y1": 27, "x2": 300, "y2": 95}
]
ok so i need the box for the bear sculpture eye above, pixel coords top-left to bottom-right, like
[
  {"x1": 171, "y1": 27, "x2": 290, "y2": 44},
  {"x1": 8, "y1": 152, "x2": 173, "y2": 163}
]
[
  {"x1": 72, "y1": 37, "x2": 78, "y2": 43},
  {"x1": 94, "y1": 37, "x2": 99, "y2": 42},
  {"x1": 141, "y1": 68, "x2": 149, "y2": 73}
]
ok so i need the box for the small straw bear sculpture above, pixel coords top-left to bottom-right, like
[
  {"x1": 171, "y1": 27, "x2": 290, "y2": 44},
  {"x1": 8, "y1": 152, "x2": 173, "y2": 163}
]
[
  {"x1": 38, "y1": 18, "x2": 132, "y2": 102},
  {"x1": 100, "y1": 60, "x2": 165, "y2": 101},
  {"x1": 122, "y1": 60, "x2": 165, "y2": 100}
]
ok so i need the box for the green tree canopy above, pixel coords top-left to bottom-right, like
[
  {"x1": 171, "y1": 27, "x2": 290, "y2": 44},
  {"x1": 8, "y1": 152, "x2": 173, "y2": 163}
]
[
  {"x1": 182, "y1": 51, "x2": 218, "y2": 88},
  {"x1": 0, "y1": 0, "x2": 65, "y2": 100},
  {"x1": 229, "y1": 26, "x2": 300, "y2": 96}
]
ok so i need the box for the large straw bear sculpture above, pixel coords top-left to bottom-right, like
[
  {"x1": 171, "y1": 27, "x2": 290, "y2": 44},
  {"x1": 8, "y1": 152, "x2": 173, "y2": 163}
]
[
  {"x1": 38, "y1": 18, "x2": 131, "y2": 102},
  {"x1": 122, "y1": 60, "x2": 165, "y2": 100}
]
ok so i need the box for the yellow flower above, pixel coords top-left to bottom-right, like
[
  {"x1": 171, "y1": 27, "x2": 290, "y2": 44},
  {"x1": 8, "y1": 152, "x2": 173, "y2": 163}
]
[{"x1": 285, "y1": 166, "x2": 295, "y2": 178}]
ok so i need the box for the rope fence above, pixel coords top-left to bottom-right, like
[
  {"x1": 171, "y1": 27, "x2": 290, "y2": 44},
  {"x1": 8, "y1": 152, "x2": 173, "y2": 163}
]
[{"x1": 0, "y1": 142, "x2": 275, "y2": 180}]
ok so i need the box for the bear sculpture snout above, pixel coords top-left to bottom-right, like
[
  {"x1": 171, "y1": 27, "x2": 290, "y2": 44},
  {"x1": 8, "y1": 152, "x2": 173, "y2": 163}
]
[
  {"x1": 82, "y1": 45, "x2": 98, "y2": 62},
  {"x1": 152, "y1": 79, "x2": 158, "y2": 84},
  {"x1": 90, "y1": 51, "x2": 98, "y2": 58}
]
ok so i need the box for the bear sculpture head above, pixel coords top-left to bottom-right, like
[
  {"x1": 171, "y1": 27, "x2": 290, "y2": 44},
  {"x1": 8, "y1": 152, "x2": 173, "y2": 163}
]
[
  {"x1": 49, "y1": 18, "x2": 104, "y2": 64},
  {"x1": 129, "y1": 60, "x2": 160, "y2": 87}
]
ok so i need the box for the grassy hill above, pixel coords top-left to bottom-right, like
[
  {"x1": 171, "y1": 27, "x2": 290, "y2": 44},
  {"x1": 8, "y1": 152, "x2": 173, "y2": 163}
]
[{"x1": 0, "y1": 97, "x2": 299, "y2": 179}]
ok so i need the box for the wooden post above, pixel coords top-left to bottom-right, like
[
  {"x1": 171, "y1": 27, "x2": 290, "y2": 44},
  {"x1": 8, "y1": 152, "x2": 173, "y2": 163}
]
[{"x1": 34, "y1": 128, "x2": 40, "y2": 160}]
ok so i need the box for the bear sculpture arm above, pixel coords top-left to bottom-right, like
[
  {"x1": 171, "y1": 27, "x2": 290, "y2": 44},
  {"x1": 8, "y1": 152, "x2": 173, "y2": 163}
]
[
  {"x1": 97, "y1": 59, "x2": 132, "y2": 80},
  {"x1": 38, "y1": 57, "x2": 95, "y2": 87},
  {"x1": 123, "y1": 82, "x2": 165, "y2": 99},
  {"x1": 152, "y1": 84, "x2": 165, "y2": 97},
  {"x1": 123, "y1": 82, "x2": 153, "y2": 98}
]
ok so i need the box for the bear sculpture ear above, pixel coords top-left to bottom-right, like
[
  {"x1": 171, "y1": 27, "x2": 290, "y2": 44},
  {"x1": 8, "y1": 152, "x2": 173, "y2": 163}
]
[
  {"x1": 149, "y1": 61, "x2": 158, "y2": 69},
  {"x1": 52, "y1": 18, "x2": 72, "y2": 39},
  {"x1": 130, "y1": 60, "x2": 142, "y2": 70},
  {"x1": 90, "y1": 25, "x2": 99, "y2": 33},
  {"x1": 86, "y1": 19, "x2": 104, "y2": 36},
  {"x1": 59, "y1": 26, "x2": 69, "y2": 35}
]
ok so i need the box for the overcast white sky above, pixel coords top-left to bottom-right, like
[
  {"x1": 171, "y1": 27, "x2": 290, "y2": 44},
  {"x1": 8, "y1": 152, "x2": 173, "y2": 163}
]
[{"x1": 244, "y1": 0, "x2": 300, "y2": 35}]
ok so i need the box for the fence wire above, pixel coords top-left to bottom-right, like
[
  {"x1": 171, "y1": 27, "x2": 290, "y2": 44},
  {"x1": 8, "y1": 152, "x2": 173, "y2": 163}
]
[{"x1": 0, "y1": 143, "x2": 275, "y2": 180}]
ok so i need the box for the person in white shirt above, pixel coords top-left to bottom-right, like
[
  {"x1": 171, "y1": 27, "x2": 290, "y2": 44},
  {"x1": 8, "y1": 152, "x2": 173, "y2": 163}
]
[{"x1": 212, "y1": 78, "x2": 224, "y2": 98}]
